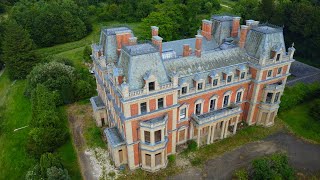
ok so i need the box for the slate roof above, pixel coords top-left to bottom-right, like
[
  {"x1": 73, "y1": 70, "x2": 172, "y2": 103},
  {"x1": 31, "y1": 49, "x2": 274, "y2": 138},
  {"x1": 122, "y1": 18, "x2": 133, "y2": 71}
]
[
  {"x1": 90, "y1": 96, "x2": 105, "y2": 111},
  {"x1": 123, "y1": 43, "x2": 158, "y2": 56},
  {"x1": 245, "y1": 25, "x2": 285, "y2": 60},
  {"x1": 104, "y1": 127, "x2": 125, "y2": 148},
  {"x1": 162, "y1": 37, "x2": 218, "y2": 57}
]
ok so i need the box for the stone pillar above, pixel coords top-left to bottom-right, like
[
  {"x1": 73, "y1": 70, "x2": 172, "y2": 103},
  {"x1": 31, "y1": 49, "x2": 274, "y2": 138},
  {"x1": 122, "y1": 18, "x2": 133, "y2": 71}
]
[
  {"x1": 190, "y1": 123, "x2": 194, "y2": 139},
  {"x1": 207, "y1": 125, "x2": 212, "y2": 144},
  {"x1": 224, "y1": 120, "x2": 229, "y2": 138},
  {"x1": 211, "y1": 123, "x2": 216, "y2": 143},
  {"x1": 220, "y1": 121, "x2": 226, "y2": 139},
  {"x1": 151, "y1": 154, "x2": 155, "y2": 169},
  {"x1": 233, "y1": 116, "x2": 239, "y2": 134}
]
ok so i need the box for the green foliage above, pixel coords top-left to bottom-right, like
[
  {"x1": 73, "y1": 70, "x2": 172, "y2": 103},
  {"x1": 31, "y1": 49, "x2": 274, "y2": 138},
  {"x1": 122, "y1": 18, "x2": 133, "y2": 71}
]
[
  {"x1": 27, "y1": 85, "x2": 67, "y2": 157},
  {"x1": 40, "y1": 153, "x2": 63, "y2": 174},
  {"x1": 251, "y1": 153, "x2": 294, "y2": 180},
  {"x1": 83, "y1": 45, "x2": 92, "y2": 62},
  {"x1": 11, "y1": 0, "x2": 91, "y2": 47},
  {"x1": 234, "y1": 168, "x2": 248, "y2": 180},
  {"x1": 186, "y1": 140, "x2": 198, "y2": 152},
  {"x1": 47, "y1": 166, "x2": 71, "y2": 180},
  {"x1": 26, "y1": 62, "x2": 76, "y2": 104},
  {"x1": 279, "y1": 83, "x2": 320, "y2": 112},
  {"x1": 168, "y1": 154, "x2": 176, "y2": 165},
  {"x1": 1, "y1": 20, "x2": 38, "y2": 80},
  {"x1": 310, "y1": 99, "x2": 320, "y2": 121}
]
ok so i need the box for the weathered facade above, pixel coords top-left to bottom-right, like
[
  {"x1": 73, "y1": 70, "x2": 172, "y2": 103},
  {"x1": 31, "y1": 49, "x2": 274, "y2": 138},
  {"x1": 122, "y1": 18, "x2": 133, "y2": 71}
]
[{"x1": 90, "y1": 15, "x2": 295, "y2": 172}]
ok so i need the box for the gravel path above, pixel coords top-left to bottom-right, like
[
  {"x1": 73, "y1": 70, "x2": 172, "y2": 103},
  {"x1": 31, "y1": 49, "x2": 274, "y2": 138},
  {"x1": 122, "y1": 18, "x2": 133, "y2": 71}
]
[{"x1": 169, "y1": 132, "x2": 320, "y2": 180}]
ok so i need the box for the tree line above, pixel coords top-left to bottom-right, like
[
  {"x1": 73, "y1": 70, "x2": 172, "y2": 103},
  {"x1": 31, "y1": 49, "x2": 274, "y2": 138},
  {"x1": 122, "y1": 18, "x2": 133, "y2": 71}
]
[{"x1": 234, "y1": 0, "x2": 320, "y2": 67}]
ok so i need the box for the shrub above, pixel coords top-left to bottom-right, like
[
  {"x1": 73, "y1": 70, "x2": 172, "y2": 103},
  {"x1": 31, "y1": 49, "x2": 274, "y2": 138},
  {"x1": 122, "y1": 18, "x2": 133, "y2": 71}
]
[
  {"x1": 83, "y1": 45, "x2": 92, "y2": 62},
  {"x1": 186, "y1": 140, "x2": 198, "y2": 152},
  {"x1": 168, "y1": 154, "x2": 176, "y2": 165},
  {"x1": 234, "y1": 168, "x2": 248, "y2": 180},
  {"x1": 251, "y1": 153, "x2": 294, "y2": 180},
  {"x1": 191, "y1": 157, "x2": 202, "y2": 166},
  {"x1": 310, "y1": 99, "x2": 320, "y2": 121}
]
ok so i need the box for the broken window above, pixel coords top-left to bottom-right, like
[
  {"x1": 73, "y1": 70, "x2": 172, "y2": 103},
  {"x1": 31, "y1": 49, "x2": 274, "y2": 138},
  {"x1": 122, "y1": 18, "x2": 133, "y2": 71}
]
[
  {"x1": 223, "y1": 95, "x2": 229, "y2": 107},
  {"x1": 212, "y1": 79, "x2": 218, "y2": 86},
  {"x1": 197, "y1": 82, "x2": 203, "y2": 90},
  {"x1": 180, "y1": 108, "x2": 186, "y2": 119},
  {"x1": 227, "y1": 75, "x2": 232, "y2": 83},
  {"x1": 158, "y1": 98, "x2": 164, "y2": 109},
  {"x1": 181, "y1": 86, "x2": 187, "y2": 94},
  {"x1": 195, "y1": 103, "x2": 201, "y2": 115},
  {"x1": 210, "y1": 99, "x2": 216, "y2": 111},
  {"x1": 236, "y1": 91, "x2": 242, "y2": 103},
  {"x1": 266, "y1": 93, "x2": 273, "y2": 103},
  {"x1": 149, "y1": 82, "x2": 155, "y2": 91},
  {"x1": 140, "y1": 102, "x2": 147, "y2": 113}
]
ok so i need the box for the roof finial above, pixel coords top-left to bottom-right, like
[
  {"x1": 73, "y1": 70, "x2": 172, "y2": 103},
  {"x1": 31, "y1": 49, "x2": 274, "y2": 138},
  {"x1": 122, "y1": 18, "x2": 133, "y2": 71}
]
[
  {"x1": 123, "y1": 76, "x2": 127, "y2": 84},
  {"x1": 291, "y1": 42, "x2": 295, "y2": 48}
]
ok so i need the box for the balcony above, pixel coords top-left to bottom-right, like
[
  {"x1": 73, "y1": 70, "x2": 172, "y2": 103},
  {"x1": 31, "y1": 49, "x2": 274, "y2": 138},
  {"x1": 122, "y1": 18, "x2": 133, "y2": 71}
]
[
  {"x1": 192, "y1": 104, "x2": 242, "y2": 126},
  {"x1": 265, "y1": 81, "x2": 284, "y2": 91}
]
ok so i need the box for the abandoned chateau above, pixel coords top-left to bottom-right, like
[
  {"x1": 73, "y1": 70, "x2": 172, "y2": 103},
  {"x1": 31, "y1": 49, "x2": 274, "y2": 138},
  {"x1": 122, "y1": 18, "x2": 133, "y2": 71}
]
[{"x1": 90, "y1": 15, "x2": 295, "y2": 172}]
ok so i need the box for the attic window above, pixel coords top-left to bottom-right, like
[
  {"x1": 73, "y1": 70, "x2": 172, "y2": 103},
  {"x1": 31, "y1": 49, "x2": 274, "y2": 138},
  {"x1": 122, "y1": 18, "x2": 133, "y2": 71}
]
[
  {"x1": 240, "y1": 72, "x2": 246, "y2": 79},
  {"x1": 276, "y1": 54, "x2": 281, "y2": 61},
  {"x1": 197, "y1": 82, "x2": 203, "y2": 90},
  {"x1": 149, "y1": 82, "x2": 155, "y2": 91},
  {"x1": 227, "y1": 75, "x2": 232, "y2": 83}
]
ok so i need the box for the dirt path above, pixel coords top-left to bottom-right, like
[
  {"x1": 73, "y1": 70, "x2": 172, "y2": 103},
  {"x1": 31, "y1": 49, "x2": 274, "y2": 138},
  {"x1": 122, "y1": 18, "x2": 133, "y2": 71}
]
[
  {"x1": 169, "y1": 132, "x2": 320, "y2": 180},
  {"x1": 67, "y1": 105, "x2": 96, "y2": 180}
]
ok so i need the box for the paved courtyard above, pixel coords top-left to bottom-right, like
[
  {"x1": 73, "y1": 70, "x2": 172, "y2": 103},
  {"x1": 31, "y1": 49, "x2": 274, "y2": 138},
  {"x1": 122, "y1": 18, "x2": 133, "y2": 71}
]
[
  {"x1": 169, "y1": 132, "x2": 320, "y2": 180},
  {"x1": 287, "y1": 61, "x2": 320, "y2": 86}
]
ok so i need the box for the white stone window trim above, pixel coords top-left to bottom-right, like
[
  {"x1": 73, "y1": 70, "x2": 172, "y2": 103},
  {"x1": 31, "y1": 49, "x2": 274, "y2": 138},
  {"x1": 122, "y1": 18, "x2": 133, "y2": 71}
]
[
  {"x1": 156, "y1": 96, "x2": 167, "y2": 110},
  {"x1": 212, "y1": 77, "x2": 220, "y2": 87},
  {"x1": 274, "y1": 52, "x2": 283, "y2": 62},
  {"x1": 138, "y1": 101, "x2": 150, "y2": 115},
  {"x1": 239, "y1": 71, "x2": 247, "y2": 80},
  {"x1": 140, "y1": 125, "x2": 166, "y2": 145},
  {"x1": 144, "y1": 73, "x2": 159, "y2": 92},
  {"x1": 223, "y1": 90, "x2": 233, "y2": 107},
  {"x1": 235, "y1": 87, "x2": 245, "y2": 103},
  {"x1": 276, "y1": 67, "x2": 282, "y2": 77},
  {"x1": 263, "y1": 89, "x2": 283, "y2": 104},
  {"x1": 179, "y1": 103, "x2": 190, "y2": 122},
  {"x1": 194, "y1": 98, "x2": 205, "y2": 115},
  {"x1": 180, "y1": 82, "x2": 189, "y2": 95},
  {"x1": 196, "y1": 79, "x2": 206, "y2": 92},
  {"x1": 208, "y1": 94, "x2": 219, "y2": 112},
  {"x1": 266, "y1": 69, "x2": 273, "y2": 79}
]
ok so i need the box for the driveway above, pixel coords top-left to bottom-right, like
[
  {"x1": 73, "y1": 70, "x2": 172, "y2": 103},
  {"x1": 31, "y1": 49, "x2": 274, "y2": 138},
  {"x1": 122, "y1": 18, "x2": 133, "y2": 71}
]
[{"x1": 170, "y1": 132, "x2": 320, "y2": 180}]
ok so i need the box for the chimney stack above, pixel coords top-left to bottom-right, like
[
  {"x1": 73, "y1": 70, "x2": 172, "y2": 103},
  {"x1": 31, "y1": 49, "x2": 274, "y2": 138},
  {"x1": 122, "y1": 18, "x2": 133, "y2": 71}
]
[
  {"x1": 115, "y1": 31, "x2": 131, "y2": 55},
  {"x1": 129, "y1": 37, "x2": 137, "y2": 46},
  {"x1": 246, "y1": 20, "x2": 255, "y2": 29},
  {"x1": 195, "y1": 34, "x2": 203, "y2": 57},
  {"x1": 151, "y1": 26, "x2": 159, "y2": 36},
  {"x1": 201, "y1": 20, "x2": 212, "y2": 40},
  {"x1": 231, "y1": 17, "x2": 241, "y2": 37},
  {"x1": 239, "y1": 25, "x2": 249, "y2": 48},
  {"x1": 152, "y1": 36, "x2": 163, "y2": 56},
  {"x1": 183, "y1": 44, "x2": 192, "y2": 57}
]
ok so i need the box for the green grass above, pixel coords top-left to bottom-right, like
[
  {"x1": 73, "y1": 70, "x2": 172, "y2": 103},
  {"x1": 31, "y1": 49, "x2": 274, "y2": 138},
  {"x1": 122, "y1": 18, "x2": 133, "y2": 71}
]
[
  {"x1": 57, "y1": 140, "x2": 82, "y2": 180},
  {"x1": 279, "y1": 101, "x2": 320, "y2": 143},
  {"x1": 84, "y1": 120, "x2": 105, "y2": 148},
  {"x1": 0, "y1": 72, "x2": 36, "y2": 180}
]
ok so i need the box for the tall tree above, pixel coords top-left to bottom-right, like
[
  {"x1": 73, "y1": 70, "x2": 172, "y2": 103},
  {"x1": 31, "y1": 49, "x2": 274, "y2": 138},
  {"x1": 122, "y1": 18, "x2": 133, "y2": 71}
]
[{"x1": 1, "y1": 20, "x2": 37, "y2": 79}]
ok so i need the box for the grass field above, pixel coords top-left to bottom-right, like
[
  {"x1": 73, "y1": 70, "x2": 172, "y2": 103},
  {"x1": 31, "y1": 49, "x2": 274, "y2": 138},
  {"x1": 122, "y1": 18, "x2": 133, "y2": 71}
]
[
  {"x1": 0, "y1": 70, "x2": 81, "y2": 179},
  {"x1": 279, "y1": 101, "x2": 320, "y2": 143}
]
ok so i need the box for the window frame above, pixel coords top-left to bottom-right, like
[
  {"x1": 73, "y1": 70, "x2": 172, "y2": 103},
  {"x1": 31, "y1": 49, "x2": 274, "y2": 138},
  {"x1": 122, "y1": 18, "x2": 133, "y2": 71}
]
[
  {"x1": 181, "y1": 86, "x2": 188, "y2": 94},
  {"x1": 267, "y1": 70, "x2": 273, "y2": 78},
  {"x1": 223, "y1": 95, "x2": 230, "y2": 107},
  {"x1": 140, "y1": 102, "x2": 147, "y2": 114},
  {"x1": 236, "y1": 91, "x2": 242, "y2": 103},
  {"x1": 157, "y1": 98, "x2": 164, "y2": 109},
  {"x1": 277, "y1": 67, "x2": 282, "y2": 75}
]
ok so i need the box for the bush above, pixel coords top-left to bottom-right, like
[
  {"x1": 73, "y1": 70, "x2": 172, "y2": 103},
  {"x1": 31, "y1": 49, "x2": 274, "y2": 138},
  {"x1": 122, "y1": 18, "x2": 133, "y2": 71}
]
[
  {"x1": 187, "y1": 140, "x2": 198, "y2": 152},
  {"x1": 251, "y1": 153, "x2": 294, "y2": 180},
  {"x1": 280, "y1": 83, "x2": 320, "y2": 112},
  {"x1": 168, "y1": 154, "x2": 176, "y2": 165},
  {"x1": 310, "y1": 99, "x2": 320, "y2": 121},
  {"x1": 234, "y1": 168, "x2": 248, "y2": 180},
  {"x1": 83, "y1": 45, "x2": 91, "y2": 62}
]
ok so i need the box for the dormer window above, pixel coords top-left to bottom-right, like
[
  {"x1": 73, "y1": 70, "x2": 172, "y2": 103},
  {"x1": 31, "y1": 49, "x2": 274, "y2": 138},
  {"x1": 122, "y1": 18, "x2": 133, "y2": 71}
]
[
  {"x1": 197, "y1": 82, "x2": 203, "y2": 90},
  {"x1": 276, "y1": 54, "x2": 281, "y2": 61},
  {"x1": 213, "y1": 79, "x2": 218, "y2": 86},
  {"x1": 240, "y1": 72, "x2": 246, "y2": 79},
  {"x1": 180, "y1": 86, "x2": 187, "y2": 95},
  {"x1": 227, "y1": 75, "x2": 232, "y2": 83},
  {"x1": 149, "y1": 82, "x2": 155, "y2": 91}
]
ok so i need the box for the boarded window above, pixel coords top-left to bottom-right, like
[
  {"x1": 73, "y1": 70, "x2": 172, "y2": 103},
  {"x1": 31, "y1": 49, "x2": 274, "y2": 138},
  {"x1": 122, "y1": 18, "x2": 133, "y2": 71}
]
[
  {"x1": 179, "y1": 129, "x2": 185, "y2": 142},
  {"x1": 145, "y1": 131, "x2": 150, "y2": 143},
  {"x1": 145, "y1": 154, "x2": 151, "y2": 167},
  {"x1": 269, "y1": 112, "x2": 275, "y2": 123},
  {"x1": 155, "y1": 130, "x2": 161, "y2": 143},
  {"x1": 262, "y1": 112, "x2": 268, "y2": 124},
  {"x1": 155, "y1": 153, "x2": 162, "y2": 166}
]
